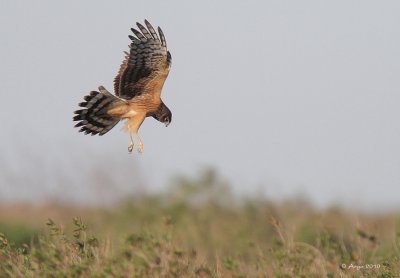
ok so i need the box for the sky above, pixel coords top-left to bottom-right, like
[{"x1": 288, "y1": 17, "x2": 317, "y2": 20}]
[{"x1": 0, "y1": 1, "x2": 399, "y2": 211}]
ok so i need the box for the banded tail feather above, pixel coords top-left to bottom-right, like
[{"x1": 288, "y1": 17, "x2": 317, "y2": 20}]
[{"x1": 73, "y1": 86, "x2": 123, "y2": 136}]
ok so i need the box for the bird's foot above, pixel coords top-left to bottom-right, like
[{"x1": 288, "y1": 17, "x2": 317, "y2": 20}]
[
  {"x1": 138, "y1": 142, "x2": 143, "y2": 153},
  {"x1": 128, "y1": 142, "x2": 134, "y2": 153}
]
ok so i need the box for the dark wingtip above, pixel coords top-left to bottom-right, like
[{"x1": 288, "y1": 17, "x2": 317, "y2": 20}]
[
  {"x1": 131, "y1": 27, "x2": 139, "y2": 35},
  {"x1": 158, "y1": 26, "x2": 166, "y2": 47},
  {"x1": 74, "y1": 109, "x2": 84, "y2": 115}
]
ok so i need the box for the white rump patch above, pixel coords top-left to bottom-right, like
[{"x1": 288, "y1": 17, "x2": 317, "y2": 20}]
[{"x1": 122, "y1": 109, "x2": 138, "y2": 118}]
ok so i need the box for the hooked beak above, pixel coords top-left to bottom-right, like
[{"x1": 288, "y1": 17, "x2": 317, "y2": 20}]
[{"x1": 165, "y1": 122, "x2": 170, "y2": 127}]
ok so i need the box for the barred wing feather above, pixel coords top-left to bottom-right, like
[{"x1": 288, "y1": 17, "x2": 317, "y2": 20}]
[{"x1": 114, "y1": 20, "x2": 172, "y2": 100}]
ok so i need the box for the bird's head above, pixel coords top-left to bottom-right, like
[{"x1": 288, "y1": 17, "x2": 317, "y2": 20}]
[
  {"x1": 161, "y1": 110, "x2": 172, "y2": 127},
  {"x1": 153, "y1": 102, "x2": 172, "y2": 127}
]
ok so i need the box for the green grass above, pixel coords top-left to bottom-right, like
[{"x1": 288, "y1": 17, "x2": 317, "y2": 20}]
[{"x1": 0, "y1": 170, "x2": 399, "y2": 277}]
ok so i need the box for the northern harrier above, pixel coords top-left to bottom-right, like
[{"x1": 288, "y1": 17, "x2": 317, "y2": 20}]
[{"x1": 73, "y1": 20, "x2": 172, "y2": 153}]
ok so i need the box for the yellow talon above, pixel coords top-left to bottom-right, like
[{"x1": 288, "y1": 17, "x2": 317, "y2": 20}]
[
  {"x1": 128, "y1": 132, "x2": 134, "y2": 153},
  {"x1": 136, "y1": 132, "x2": 143, "y2": 153}
]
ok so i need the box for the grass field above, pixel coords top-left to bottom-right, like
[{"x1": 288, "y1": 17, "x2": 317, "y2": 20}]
[{"x1": 0, "y1": 170, "x2": 399, "y2": 277}]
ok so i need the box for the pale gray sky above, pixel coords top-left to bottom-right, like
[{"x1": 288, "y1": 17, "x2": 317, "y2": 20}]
[{"x1": 1, "y1": 1, "x2": 399, "y2": 210}]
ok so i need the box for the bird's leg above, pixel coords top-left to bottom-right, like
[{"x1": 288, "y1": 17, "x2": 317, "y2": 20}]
[
  {"x1": 136, "y1": 132, "x2": 143, "y2": 153},
  {"x1": 128, "y1": 131, "x2": 134, "y2": 153}
]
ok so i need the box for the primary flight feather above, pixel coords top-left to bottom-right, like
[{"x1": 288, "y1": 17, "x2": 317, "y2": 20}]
[{"x1": 73, "y1": 20, "x2": 172, "y2": 153}]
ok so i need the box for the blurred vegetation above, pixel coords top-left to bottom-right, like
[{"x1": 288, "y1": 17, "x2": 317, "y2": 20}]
[{"x1": 0, "y1": 169, "x2": 399, "y2": 277}]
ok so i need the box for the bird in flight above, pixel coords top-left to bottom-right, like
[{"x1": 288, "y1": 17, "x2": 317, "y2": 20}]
[{"x1": 73, "y1": 20, "x2": 172, "y2": 153}]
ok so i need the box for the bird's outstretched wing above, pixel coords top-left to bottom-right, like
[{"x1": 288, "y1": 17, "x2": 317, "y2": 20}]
[{"x1": 114, "y1": 20, "x2": 172, "y2": 100}]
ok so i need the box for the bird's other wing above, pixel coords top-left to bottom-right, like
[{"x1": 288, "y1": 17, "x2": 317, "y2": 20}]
[{"x1": 114, "y1": 20, "x2": 172, "y2": 100}]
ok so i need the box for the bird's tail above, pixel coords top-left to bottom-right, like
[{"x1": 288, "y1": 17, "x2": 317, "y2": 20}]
[{"x1": 73, "y1": 86, "x2": 124, "y2": 136}]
